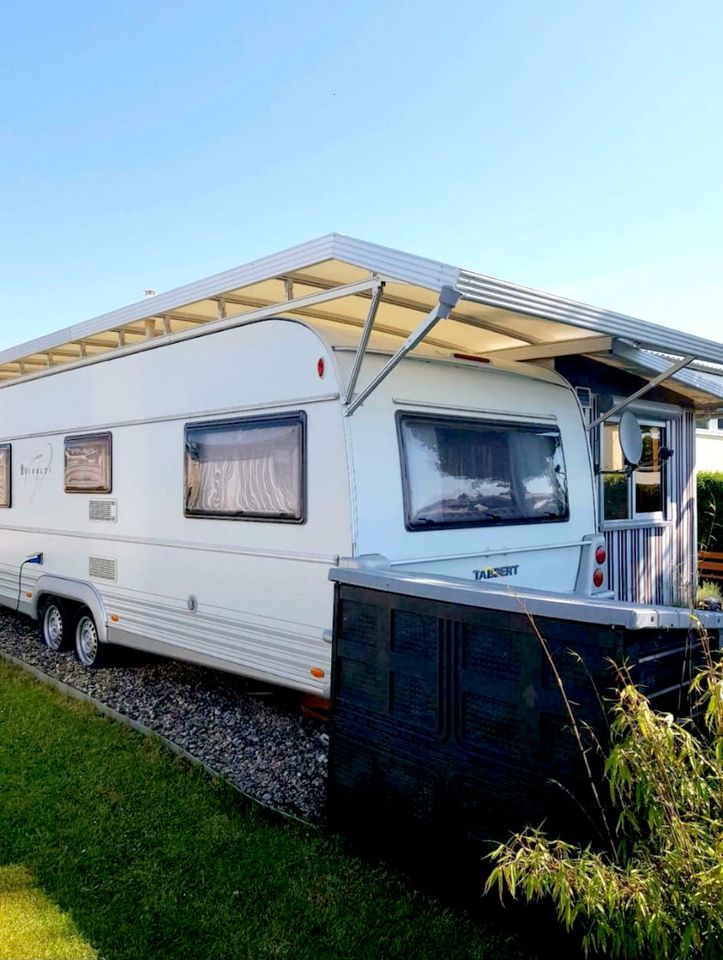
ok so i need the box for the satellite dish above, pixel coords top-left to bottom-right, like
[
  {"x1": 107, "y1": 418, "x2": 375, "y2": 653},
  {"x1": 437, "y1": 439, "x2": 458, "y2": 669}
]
[{"x1": 619, "y1": 410, "x2": 643, "y2": 467}]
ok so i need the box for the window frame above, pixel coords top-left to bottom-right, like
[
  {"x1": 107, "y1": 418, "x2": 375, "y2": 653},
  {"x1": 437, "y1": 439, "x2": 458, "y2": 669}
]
[
  {"x1": 183, "y1": 411, "x2": 307, "y2": 524},
  {"x1": 395, "y1": 411, "x2": 570, "y2": 533},
  {"x1": 64, "y1": 432, "x2": 113, "y2": 495},
  {"x1": 599, "y1": 416, "x2": 668, "y2": 526},
  {"x1": 0, "y1": 443, "x2": 11, "y2": 508}
]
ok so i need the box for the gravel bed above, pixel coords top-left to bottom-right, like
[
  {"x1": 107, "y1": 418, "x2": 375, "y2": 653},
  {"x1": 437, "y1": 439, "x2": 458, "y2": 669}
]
[{"x1": 0, "y1": 609, "x2": 328, "y2": 826}]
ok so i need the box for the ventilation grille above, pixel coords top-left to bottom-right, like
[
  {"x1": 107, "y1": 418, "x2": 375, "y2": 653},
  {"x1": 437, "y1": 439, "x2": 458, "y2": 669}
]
[
  {"x1": 89, "y1": 556, "x2": 117, "y2": 582},
  {"x1": 89, "y1": 499, "x2": 117, "y2": 522}
]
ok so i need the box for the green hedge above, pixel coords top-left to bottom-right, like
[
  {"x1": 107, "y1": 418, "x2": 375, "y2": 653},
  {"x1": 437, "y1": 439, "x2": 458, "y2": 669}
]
[{"x1": 698, "y1": 471, "x2": 723, "y2": 551}]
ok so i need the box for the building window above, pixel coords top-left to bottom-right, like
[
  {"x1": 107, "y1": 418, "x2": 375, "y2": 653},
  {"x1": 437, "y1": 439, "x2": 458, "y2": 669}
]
[
  {"x1": 601, "y1": 420, "x2": 665, "y2": 522},
  {"x1": 0, "y1": 444, "x2": 10, "y2": 507},
  {"x1": 397, "y1": 413, "x2": 568, "y2": 531},
  {"x1": 184, "y1": 413, "x2": 305, "y2": 522},
  {"x1": 65, "y1": 433, "x2": 112, "y2": 494},
  {"x1": 696, "y1": 417, "x2": 723, "y2": 432}
]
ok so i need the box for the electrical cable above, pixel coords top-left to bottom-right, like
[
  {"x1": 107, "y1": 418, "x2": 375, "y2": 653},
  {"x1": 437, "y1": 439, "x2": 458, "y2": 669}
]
[
  {"x1": 15, "y1": 559, "x2": 30, "y2": 614},
  {"x1": 13, "y1": 554, "x2": 43, "y2": 644}
]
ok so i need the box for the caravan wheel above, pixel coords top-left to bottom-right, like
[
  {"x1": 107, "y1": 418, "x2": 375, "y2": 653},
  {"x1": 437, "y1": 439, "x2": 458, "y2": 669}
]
[
  {"x1": 74, "y1": 609, "x2": 107, "y2": 668},
  {"x1": 39, "y1": 598, "x2": 70, "y2": 652}
]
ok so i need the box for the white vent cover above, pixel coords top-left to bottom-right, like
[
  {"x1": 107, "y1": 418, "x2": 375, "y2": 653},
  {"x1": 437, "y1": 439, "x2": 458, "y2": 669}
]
[
  {"x1": 89, "y1": 556, "x2": 117, "y2": 582},
  {"x1": 89, "y1": 499, "x2": 117, "y2": 522}
]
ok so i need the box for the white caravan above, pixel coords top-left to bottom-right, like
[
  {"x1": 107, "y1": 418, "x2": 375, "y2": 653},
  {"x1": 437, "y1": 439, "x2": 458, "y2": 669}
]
[
  {"x1": 0, "y1": 322, "x2": 606, "y2": 696},
  {"x1": 1, "y1": 235, "x2": 722, "y2": 695}
]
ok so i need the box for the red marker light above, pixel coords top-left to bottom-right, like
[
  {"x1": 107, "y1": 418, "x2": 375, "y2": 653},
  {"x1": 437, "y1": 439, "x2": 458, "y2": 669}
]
[
  {"x1": 593, "y1": 569, "x2": 604, "y2": 588},
  {"x1": 595, "y1": 546, "x2": 607, "y2": 565},
  {"x1": 317, "y1": 357, "x2": 325, "y2": 378}
]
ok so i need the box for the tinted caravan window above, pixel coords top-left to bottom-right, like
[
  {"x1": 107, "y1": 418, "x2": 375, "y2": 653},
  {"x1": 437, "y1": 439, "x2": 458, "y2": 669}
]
[
  {"x1": 185, "y1": 413, "x2": 305, "y2": 522},
  {"x1": 65, "y1": 433, "x2": 112, "y2": 494},
  {"x1": 398, "y1": 414, "x2": 568, "y2": 530},
  {"x1": 0, "y1": 444, "x2": 10, "y2": 507}
]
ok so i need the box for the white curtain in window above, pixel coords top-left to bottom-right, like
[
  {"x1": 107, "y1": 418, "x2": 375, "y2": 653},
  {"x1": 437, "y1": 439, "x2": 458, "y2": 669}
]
[
  {"x1": 508, "y1": 430, "x2": 566, "y2": 515},
  {"x1": 0, "y1": 447, "x2": 9, "y2": 507},
  {"x1": 186, "y1": 421, "x2": 301, "y2": 517},
  {"x1": 65, "y1": 435, "x2": 111, "y2": 492}
]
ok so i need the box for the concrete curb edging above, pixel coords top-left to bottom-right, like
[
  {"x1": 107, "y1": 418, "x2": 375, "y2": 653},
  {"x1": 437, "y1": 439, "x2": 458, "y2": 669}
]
[{"x1": 0, "y1": 647, "x2": 317, "y2": 831}]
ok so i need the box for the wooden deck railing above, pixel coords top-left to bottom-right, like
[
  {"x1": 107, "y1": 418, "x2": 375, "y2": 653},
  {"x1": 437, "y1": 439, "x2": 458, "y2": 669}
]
[{"x1": 699, "y1": 551, "x2": 723, "y2": 583}]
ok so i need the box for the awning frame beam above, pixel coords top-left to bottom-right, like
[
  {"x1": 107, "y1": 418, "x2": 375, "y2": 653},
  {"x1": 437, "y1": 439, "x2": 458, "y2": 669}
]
[
  {"x1": 0, "y1": 276, "x2": 385, "y2": 391},
  {"x1": 482, "y1": 335, "x2": 614, "y2": 362}
]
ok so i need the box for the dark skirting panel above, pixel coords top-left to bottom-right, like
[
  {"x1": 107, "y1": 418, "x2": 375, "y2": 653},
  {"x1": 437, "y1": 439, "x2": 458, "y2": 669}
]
[{"x1": 327, "y1": 582, "x2": 717, "y2": 890}]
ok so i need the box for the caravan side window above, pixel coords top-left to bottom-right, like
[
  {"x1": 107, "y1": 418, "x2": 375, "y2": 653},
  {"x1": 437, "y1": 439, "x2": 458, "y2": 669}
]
[
  {"x1": 64, "y1": 433, "x2": 112, "y2": 494},
  {"x1": 0, "y1": 444, "x2": 11, "y2": 507},
  {"x1": 397, "y1": 413, "x2": 568, "y2": 530},
  {"x1": 184, "y1": 413, "x2": 305, "y2": 522}
]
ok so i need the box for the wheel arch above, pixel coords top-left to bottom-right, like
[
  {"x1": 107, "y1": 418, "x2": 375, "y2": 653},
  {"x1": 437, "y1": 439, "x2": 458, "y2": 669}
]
[{"x1": 31, "y1": 576, "x2": 109, "y2": 644}]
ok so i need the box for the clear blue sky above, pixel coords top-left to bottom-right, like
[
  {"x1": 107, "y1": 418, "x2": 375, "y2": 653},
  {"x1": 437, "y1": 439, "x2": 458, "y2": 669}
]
[{"x1": 2, "y1": 0, "x2": 722, "y2": 348}]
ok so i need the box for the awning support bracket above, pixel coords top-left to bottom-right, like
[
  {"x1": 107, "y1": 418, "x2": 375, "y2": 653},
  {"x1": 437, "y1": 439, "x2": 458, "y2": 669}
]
[
  {"x1": 343, "y1": 281, "x2": 385, "y2": 404},
  {"x1": 586, "y1": 355, "x2": 695, "y2": 431},
  {"x1": 344, "y1": 285, "x2": 461, "y2": 416}
]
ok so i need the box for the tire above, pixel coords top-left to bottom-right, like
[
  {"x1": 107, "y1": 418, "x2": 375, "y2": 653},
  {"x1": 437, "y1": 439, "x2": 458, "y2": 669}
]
[
  {"x1": 39, "y1": 598, "x2": 70, "y2": 652},
  {"x1": 74, "y1": 608, "x2": 107, "y2": 668}
]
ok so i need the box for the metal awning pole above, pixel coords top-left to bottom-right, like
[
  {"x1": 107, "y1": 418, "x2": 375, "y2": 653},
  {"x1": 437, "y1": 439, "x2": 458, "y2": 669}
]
[
  {"x1": 344, "y1": 285, "x2": 460, "y2": 416},
  {"x1": 343, "y1": 280, "x2": 385, "y2": 405},
  {"x1": 587, "y1": 356, "x2": 695, "y2": 431}
]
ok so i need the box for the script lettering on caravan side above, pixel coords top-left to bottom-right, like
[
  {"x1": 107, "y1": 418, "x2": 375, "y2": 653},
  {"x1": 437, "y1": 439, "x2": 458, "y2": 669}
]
[{"x1": 20, "y1": 443, "x2": 53, "y2": 502}]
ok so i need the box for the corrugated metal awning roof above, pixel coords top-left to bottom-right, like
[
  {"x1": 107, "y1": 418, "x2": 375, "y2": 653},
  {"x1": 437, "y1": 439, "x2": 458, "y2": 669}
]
[{"x1": 2, "y1": 233, "x2": 722, "y2": 407}]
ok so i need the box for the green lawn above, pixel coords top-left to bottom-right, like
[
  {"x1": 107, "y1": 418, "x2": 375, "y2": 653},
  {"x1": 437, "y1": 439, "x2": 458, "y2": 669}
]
[
  {"x1": 0, "y1": 659, "x2": 530, "y2": 960},
  {"x1": 0, "y1": 865, "x2": 96, "y2": 959}
]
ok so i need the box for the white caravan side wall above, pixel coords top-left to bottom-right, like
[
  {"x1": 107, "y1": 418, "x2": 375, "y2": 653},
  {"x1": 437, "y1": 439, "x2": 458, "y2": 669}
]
[
  {"x1": 339, "y1": 351, "x2": 597, "y2": 593},
  {"x1": 0, "y1": 319, "x2": 352, "y2": 694}
]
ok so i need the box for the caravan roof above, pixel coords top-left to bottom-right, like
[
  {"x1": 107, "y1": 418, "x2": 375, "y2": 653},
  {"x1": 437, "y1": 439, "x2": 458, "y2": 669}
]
[{"x1": 3, "y1": 234, "x2": 722, "y2": 409}]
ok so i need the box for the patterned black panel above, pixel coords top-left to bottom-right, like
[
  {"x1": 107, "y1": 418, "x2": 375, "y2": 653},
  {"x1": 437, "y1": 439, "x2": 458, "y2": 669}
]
[
  {"x1": 337, "y1": 658, "x2": 376, "y2": 709},
  {"x1": 339, "y1": 598, "x2": 381, "y2": 652},
  {"x1": 330, "y1": 736, "x2": 373, "y2": 789},
  {"x1": 389, "y1": 672, "x2": 439, "y2": 732},
  {"x1": 462, "y1": 622, "x2": 521, "y2": 679},
  {"x1": 459, "y1": 691, "x2": 518, "y2": 754},
  {"x1": 539, "y1": 712, "x2": 581, "y2": 768},
  {"x1": 373, "y1": 754, "x2": 437, "y2": 824},
  {"x1": 328, "y1": 582, "x2": 719, "y2": 888},
  {"x1": 390, "y1": 609, "x2": 438, "y2": 661}
]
